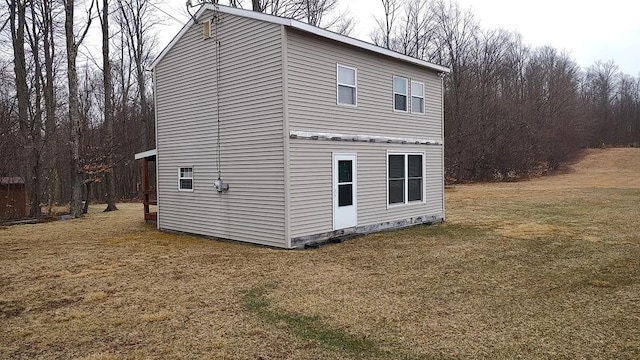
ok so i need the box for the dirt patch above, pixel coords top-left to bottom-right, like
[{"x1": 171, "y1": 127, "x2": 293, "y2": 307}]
[{"x1": 0, "y1": 300, "x2": 25, "y2": 319}]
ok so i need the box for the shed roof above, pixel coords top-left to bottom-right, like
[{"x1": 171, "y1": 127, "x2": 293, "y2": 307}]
[
  {"x1": 151, "y1": 4, "x2": 450, "y2": 74},
  {"x1": 135, "y1": 149, "x2": 157, "y2": 160},
  {"x1": 0, "y1": 177, "x2": 25, "y2": 185}
]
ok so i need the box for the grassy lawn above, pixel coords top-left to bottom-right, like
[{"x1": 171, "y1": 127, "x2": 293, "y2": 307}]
[{"x1": 1, "y1": 148, "x2": 639, "y2": 359}]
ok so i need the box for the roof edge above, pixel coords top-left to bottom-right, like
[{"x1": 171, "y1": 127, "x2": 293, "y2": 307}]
[
  {"x1": 135, "y1": 149, "x2": 157, "y2": 160},
  {"x1": 151, "y1": 4, "x2": 450, "y2": 73},
  {"x1": 150, "y1": 5, "x2": 209, "y2": 70},
  {"x1": 288, "y1": 20, "x2": 450, "y2": 73}
]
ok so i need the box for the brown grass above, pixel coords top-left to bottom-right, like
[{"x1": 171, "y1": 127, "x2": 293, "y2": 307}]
[{"x1": 1, "y1": 148, "x2": 639, "y2": 359}]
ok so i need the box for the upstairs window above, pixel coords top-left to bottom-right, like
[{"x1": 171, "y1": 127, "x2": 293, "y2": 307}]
[
  {"x1": 337, "y1": 65, "x2": 357, "y2": 106},
  {"x1": 411, "y1": 81, "x2": 425, "y2": 114},
  {"x1": 393, "y1": 76, "x2": 408, "y2": 112},
  {"x1": 388, "y1": 153, "x2": 423, "y2": 205},
  {"x1": 179, "y1": 167, "x2": 193, "y2": 191}
]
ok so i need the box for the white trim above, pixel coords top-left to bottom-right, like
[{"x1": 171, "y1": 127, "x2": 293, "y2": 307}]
[
  {"x1": 332, "y1": 153, "x2": 358, "y2": 230},
  {"x1": 134, "y1": 149, "x2": 157, "y2": 160},
  {"x1": 150, "y1": 4, "x2": 450, "y2": 74},
  {"x1": 336, "y1": 64, "x2": 357, "y2": 107},
  {"x1": 440, "y1": 73, "x2": 446, "y2": 221},
  {"x1": 393, "y1": 76, "x2": 408, "y2": 113},
  {"x1": 290, "y1": 130, "x2": 442, "y2": 146},
  {"x1": 281, "y1": 24, "x2": 292, "y2": 249},
  {"x1": 386, "y1": 151, "x2": 426, "y2": 208},
  {"x1": 178, "y1": 167, "x2": 194, "y2": 192},
  {"x1": 153, "y1": 70, "x2": 160, "y2": 229},
  {"x1": 411, "y1": 81, "x2": 425, "y2": 114}
]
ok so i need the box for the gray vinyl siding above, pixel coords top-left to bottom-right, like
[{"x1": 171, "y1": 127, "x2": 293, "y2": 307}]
[
  {"x1": 286, "y1": 28, "x2": 443, "y2": 139},
  {"x1": 155, "y1": 11, "x2": 286, "y2": 247},
  {"x1": 285, "y1": 27, "x2": 444, "y2": 241},
  {"x1": 288, "y1": 140, "x2": 444, "y2": 239}
]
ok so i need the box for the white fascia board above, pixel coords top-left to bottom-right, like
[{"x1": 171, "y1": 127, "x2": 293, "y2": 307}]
[
  {"x1": 135, "y1": 149, "x2": 157, "y2": 160},
  {"x1": 151, "y1": 4, "x2": 450, "y2": 74}
]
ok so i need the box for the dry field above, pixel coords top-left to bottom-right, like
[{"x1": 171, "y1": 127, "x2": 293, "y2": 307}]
[{"x1": 1, "y1": 148, "x2": 639, "y2": 359}]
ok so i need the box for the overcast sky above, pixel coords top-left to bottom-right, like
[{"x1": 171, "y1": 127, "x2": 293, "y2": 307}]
[{"x1": 155, "y1": 0, "x2": 640, "y2": 75}]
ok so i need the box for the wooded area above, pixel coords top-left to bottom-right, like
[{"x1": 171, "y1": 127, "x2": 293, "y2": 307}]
[
  {"x1": 372, "y1": 0, "x2": 640, "y2": 181},
  {"x1": 1, "y1": 0, "x2": 639, "y2": 217}
]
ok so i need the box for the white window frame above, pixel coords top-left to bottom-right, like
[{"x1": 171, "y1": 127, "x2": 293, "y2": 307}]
[
  {"x1": 386, "y1": 151, "x2": 426, "y2": 207},
  {"x1": 411, "y1": 81, "x2": 425, "y2": 114},
  {"x1": 178, "y1": 167, "x2": 194, "y2": 192},
  {"x1": 336, "y1": 64, "x2": 357, "y2": 107},
  {"x1": 393, "y1": 76, "x2": 408, "y2": 112}
]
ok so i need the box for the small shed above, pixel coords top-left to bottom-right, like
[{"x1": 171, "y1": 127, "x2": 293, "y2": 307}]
[{"x1": 0, "y1": 177, "x2": 29, "y2": 219}]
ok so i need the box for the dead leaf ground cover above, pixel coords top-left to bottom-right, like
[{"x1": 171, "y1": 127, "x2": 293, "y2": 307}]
[{"x1": 1, "y1": 148, "x2": 639, "y2": 359}]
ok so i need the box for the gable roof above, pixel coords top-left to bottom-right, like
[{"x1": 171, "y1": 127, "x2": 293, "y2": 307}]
[{"x1": 151, "y1": 4, "x2": 450, "y2": 74}]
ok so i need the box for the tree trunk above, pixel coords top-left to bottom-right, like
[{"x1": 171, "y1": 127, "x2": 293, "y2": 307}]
[
  {"x1": 136, "y1": 56, "x2": 149, "y2": 150},
  {"x1": 64, "y1": 0, "x2": 85, "y2": 218},
  {"x1": 83, "y1": 182, "x2": 90, "y2": 214},
  {"x1": 28, "y1": 0, "x2": 43, "y2": 218},
  {"x1": 102, "y1": 0, "x2": 117, "y2": 211},
  {"x1": 252, "y1": 0, "x2": 261, "y2": 12},
  {"x1": 9, "y1": 1, "x2": 32, "y2": 214},
  {"x1": 41, "y1": 0, "x2": 59, "y2": 214}
]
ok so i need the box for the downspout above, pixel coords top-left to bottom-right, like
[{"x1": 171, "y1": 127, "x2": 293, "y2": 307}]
[
  {"x1": 153, "y1": 69, "x2": 160, "y2": 229},
  {"x1": 440, "y1": 71, "x2": 446, "y2": 221}
]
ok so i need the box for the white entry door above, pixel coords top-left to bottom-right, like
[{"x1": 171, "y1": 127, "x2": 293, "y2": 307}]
[{"x1": 333, "y1": 154, "x2": 357, "y2": 230}]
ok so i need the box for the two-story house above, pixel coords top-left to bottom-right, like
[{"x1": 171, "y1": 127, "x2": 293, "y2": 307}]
[{"x1": 142, "y1": 3, "x2": 450, "y2": 248}]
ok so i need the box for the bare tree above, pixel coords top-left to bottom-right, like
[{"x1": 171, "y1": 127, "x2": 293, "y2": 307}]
[
  {"x1": 372, "y1": 0, "x2": 400, "y2": 49},
  {"x1": 8, "y1": 0, "x2": 42, "y2": 216},
  {"x1": 100, "y1": 0, "x2": 117, "y2": 211},
  {"x1": 38, "y1": 0, "x2": 62, "y2": 214},
  {"x1": 303, "y1": 0, "x2": 335, "y2": 26},
  {"x1": 117, "y1": 0, "x2": 157, "y2": 151},
  {"x1": 585, "y1": 60, "x2": 619, "y2": 146},
  {"x1": 225, "y1": 0, "x2": 350, "y2": 32},
  {"x1": 303, "y1": 0, "x2": 353, "y2": 34},
  {"x1": 25, "y1": 0, "x2": 47, "y2": 217},
  {"x1": 63, "y1": 0, "x2": 94, "y2": 217}
]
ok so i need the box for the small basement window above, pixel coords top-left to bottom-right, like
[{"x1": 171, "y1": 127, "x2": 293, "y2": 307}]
[
  {"x1": 411, "y1": 81, "x2": 425, "y2": 114},
  {"x1": 388, "y1": 153, "x2": 424, "y2": 205},
  {"x1": 337, "y1": 64, "x2": 357, "y2": 106},
  {"x1": 393, "y1": 76, "x2": 408, "y2": 112},
  {"x1": 179, "y1": 167, "x2": 193, "y2": 191}
]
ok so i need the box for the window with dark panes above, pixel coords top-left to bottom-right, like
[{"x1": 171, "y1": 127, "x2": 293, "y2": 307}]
[
  {"x1": 338, "y1": 160, "x2": 353, "y2": 206},
  {"x1": 388, "y1": 155, "x2": 405, "y2": 204},
  {"x1": 388, "y1": 154, "x2": 423, "y2": 205},
  {"x1": 408, "y1": 155, "x2": 423, "y2": 201}
]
